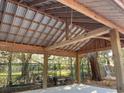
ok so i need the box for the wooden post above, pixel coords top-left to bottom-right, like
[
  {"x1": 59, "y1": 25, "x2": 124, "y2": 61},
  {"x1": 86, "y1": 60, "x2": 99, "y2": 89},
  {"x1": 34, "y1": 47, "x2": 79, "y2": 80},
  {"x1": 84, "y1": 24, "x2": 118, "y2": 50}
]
[
  {"x1": 43, "y1": 53, "x2": 48, "y2": 89},
  {"x1": 75, "y1": 53, "x2": 81, "y2": 84},
  {"x1": 110, "y1": 30, "x2": 124, "y2": 93}
]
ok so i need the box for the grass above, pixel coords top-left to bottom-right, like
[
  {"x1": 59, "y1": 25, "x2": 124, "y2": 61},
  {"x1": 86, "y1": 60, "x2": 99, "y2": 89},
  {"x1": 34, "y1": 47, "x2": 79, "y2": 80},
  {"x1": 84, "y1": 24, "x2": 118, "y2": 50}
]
[{"x1": 0, "y1": 70, "x2": 71, "y2": 87}]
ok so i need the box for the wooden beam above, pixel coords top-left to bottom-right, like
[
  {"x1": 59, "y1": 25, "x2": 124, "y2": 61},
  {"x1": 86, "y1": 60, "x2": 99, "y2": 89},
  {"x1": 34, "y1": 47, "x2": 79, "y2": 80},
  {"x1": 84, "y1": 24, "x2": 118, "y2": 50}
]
[
  {"x1": 43, "y1": 53, "x2": 48, "y2": 89},
  {"x1": 57, "y1": 0, "x2": 124, "y2": 33},
  {"x1": 0, "y1": 41, "x2": 76, "y2": 57},
  {"x1": 110, "y1": 30, "x2": 124, "y2": 93},
  {"x1": 47, "y1": 27, "x2": 110, "y2": 50},
  {"x1": 113, "y1": 0, "x2": 124, "y2": 9}
]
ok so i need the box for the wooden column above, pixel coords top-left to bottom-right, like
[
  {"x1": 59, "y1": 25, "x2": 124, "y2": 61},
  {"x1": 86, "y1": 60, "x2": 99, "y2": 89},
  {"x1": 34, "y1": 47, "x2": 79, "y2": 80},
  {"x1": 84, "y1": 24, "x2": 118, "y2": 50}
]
[
  {"x1": 75, "y1": 53, "x2": 81, "y2": 84},
  {"x1": 110, "y1": 30, "x2": 124, "y2": 93},
  {"x1": 43, "y1": 53, "x2": 48, "y2": 89}
]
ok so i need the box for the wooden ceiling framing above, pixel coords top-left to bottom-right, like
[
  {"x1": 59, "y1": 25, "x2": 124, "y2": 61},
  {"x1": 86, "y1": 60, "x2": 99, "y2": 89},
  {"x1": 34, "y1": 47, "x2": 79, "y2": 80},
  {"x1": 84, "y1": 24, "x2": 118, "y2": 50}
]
[
  {"x1": 0, "y1": 0, "x2": 124, "y2": 57},
  {"x1": 57, "y1": 0, "x2": 124, "y2": 33},
  {"x1": 47, "y1": 27, "x2": 111, "y2": 50}
]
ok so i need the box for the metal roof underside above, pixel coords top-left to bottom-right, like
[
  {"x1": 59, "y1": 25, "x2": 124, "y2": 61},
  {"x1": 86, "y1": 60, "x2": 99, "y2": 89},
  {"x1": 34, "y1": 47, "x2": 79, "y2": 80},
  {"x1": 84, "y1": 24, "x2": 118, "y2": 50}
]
[
  {"x1": 0, "y1": 0, "x2": 94, "y2": 52},
  {"x1": 1, "y1": 0, "x2": 124, "y2": 52},
  {"x1": 77, "y1": 0, "x2": 124, "y2": 28}
]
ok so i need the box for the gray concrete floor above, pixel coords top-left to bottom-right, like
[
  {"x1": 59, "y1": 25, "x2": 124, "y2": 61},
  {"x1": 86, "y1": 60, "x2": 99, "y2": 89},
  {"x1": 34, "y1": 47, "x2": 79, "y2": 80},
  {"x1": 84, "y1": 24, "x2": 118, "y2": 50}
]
[{"x1": 17, "y1": 84, "x2": 117, "y2": 93}]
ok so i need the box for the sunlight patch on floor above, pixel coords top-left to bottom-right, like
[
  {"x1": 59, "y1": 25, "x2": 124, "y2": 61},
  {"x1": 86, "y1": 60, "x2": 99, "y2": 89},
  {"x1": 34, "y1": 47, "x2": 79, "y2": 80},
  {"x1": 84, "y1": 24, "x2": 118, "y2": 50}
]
[{"x1": 17, "y1": 84, "x2": 117, "y2": 93}]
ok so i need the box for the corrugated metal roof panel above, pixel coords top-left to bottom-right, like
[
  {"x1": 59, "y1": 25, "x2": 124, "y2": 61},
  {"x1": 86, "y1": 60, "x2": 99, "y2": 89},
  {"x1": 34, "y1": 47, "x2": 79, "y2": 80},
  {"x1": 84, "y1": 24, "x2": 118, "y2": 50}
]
[
  {"x1": 60, "y1": 23, "x2": 66, "y2": 30},
  {"x1": 7, "y1": 34, "x2": 15, "y2": 41},
  {"x1": 10, "y1": 27, "x2": 18, "y2": 34},
  {"x1": 45, "y1": 35, "x2": 52, "y2": 41},
  {"x1": 33, "y1": 32, "x2": 40, "y2": 38},
  {"x1": 34, "y1": 13, "x2": 43, "y2": 22},
  {"x1": 36, "y1": 39, "x2": 42, "y2": 45},
  {"x1": 6, "y1": 2, "x2": 17, "y2": 14},
  {"x1": 30, "y1": 23, "x2": 38, "y2": 30},
  {"x1": 0, "y1": 0, "x2": 5, "y2": 11},
  {"x1": 18, "y1": 29, "x2": 27, "y2": 35},
  {"x1": 21, "y1": 20, "x2": 30, "y2": 28},
  {"x1": 16, "y1": 36, "x2": 23, "y2": 43},
  {"x1": 23, "y1": 37, "x2": 30, "y2": 43},
  {"x1": 71, "y1": 28, "x2": 81, "y2": 38},
  {"x1": 26, "y1": 31, "x2": 33, "y2": 37},
  {"x1": 55, "y1": 32, "x2": 65, "y2": 43},
  {"x1": 44, "y1": 26, "x2": 51, "y2": 34},
  {"x1": 55, "y1": 21, "x2": 62, "y2": 28},
  {"x1": 70, "y1": 26, "x2": 77, "y2": 33},
  {"x1": 0, "y1": 33, "x2": 6, "y2": 40},
  {"x1": 0, "y1": 1, "x2": 88, "y2": 50},
  {"x1": 13, "y1": 17, "x2": 22, "y2": 26},
  {"x1": 1, "y1": 24, "x2": 10, "y2": 32},
  {"x1": 39, "y1": 33, "x2": 46, "y2": 39},
  {"x1": 37, "y1": 24, "x2": 45, "y2": 32},
  {"x1": 49, "y1": 28, "x2": 57, "y2": 35},
  {"x1": 75, "y1": 28, "x2": 82, "y2": 35},
  {"x1": 3, "y1": 14, "x2": 13, "y2": 23},
  {"x1": 30, "y1": 38, "x2": 37, "y2": 44},
  {"x1": 69, "y1": 26, "x2": 77, "y2": 36},
  {"x1": 48, "y1": 18, "x2": 56, "y2": 26},
  {"x1": 16, "y1": 6, "x2": 26, "y2": 17},
  {"x1": 25, "y1": 10, "x2": 35, "y2": 20},
  {"x1": 42, "y1": 16, "x2": 50, "y2": 24},
  {"x1": 42, "y1": 40, "x2": 48, "y2": 46}
]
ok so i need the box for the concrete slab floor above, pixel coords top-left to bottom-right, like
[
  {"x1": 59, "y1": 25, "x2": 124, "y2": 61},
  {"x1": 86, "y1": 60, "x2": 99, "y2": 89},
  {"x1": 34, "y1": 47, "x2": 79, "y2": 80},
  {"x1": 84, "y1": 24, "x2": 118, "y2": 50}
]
[{"x1": 17, "y1": 84, "x2": 117, "y2": 93}]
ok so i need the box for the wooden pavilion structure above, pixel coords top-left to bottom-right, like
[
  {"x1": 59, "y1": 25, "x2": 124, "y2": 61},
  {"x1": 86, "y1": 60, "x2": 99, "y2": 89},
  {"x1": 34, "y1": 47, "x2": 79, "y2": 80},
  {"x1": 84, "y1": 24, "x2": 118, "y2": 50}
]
[{"x1": 0, "y1": 0, "x2": 124, "y2": 93}]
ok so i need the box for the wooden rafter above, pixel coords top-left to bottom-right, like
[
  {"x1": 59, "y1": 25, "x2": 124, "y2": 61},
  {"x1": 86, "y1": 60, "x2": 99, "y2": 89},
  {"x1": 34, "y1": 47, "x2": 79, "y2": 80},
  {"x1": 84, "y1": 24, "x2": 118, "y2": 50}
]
[
  {"x1": 57, "y1": 0, "x2": 124, "y2": 33},
  {"x1": 46, "y1": 27, "x2": 111, "y2": 50}
]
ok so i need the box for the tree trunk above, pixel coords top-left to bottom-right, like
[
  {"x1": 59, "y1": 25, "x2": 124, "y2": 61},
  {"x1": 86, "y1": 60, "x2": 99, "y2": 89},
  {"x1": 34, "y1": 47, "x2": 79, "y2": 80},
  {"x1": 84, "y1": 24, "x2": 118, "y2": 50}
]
[
  {"x1": 21, "y1": 53, "x2": 32, "y2": 84},
  {"x1": 87, "y1": 52, "x2": 101, "y2": 81},
  {"x1": 8, "y1": 52, "x2": 13, "y2": 86}
]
